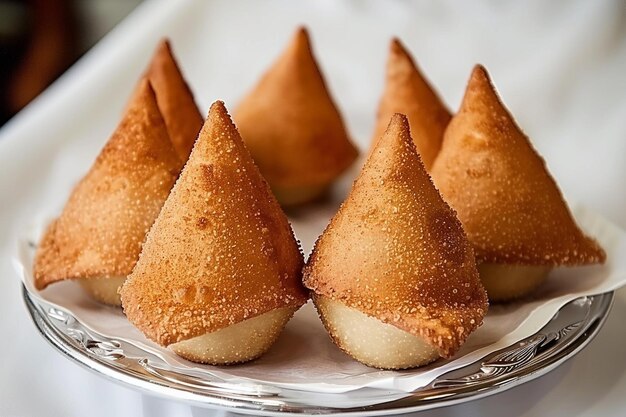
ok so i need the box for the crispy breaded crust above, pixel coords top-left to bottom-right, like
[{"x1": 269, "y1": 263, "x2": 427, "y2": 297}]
[
  {"x1": 371, "y1": 38, "x2": 451, "y2": 169},
  {"x1": 431, "y1": 65, "x2": 606, "y2": 266},
  {"x1": 303, "y1": 114, "x2": 488, "y2": 358},
  {"x1": 144, "y1": 39, "x2": 203, "y2": 160},
  {"x1": 120, "y1": 101, "x2": 308, "y2": 347},
  {"x1": 34, "y1": 79, "x2": 183, "y2": 290},
  {"x1": 235, "y1": 27, "x2": 358, "y2": 191}
]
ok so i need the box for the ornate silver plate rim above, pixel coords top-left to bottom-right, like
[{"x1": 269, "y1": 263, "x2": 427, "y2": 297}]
[{"x1": 23, "y1": 284, "x2": 613, "y2": 416}]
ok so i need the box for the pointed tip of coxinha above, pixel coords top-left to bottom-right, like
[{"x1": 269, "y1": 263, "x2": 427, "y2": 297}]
[
  {"x1": 192, "y1": 100, "x2": 255, "y2": 165},
  {"x1": 387, "y1": 37, "x2": 421, "y2": 74},
  {"x1": 371, "y1": 37, "x2": 451, "y2": 169},
  {"x1": 386, "y1": 36, "x2": 423, "y2": 85},
  {"x1": 293, "y1": 25, "x2": 311, "y2": 48},
  {"x1": 469, "y1": 63, "x2": 490, "y2": 84},
  {"x1": 461, "y1": 63, "x2": 509, "y2": 116},
  {"x1": 431, "y1": 64, "x2": 606, "y2": 266},
  {"x1": 210, "y1": 99, "x2": 228, "y2": 112},
  {"x1": 389, "y1": 37, "x2": 411, "y2": 62},
  {"x1": 465, "y1": 64, "x2": 492, "y2": 103},
  {"x1": 304, "y1": 113, "x2": 487, "y2": 358},
  {"x1": 443, "y1": 63, "x2": 527, "y2": 147},
  {"x1": 277, "y1": 26, "x2": 315, "y2": 72},
  {"x1": 34, "y1": 76, "x2": 182, "y2": 292},
  {"x1": 368, "y1": 112, "x2": 419, "y2": 169},
  {"x1": 132, "y1": 77, "x2": 160, "y2": 118},
  {"x1": 119, "y1": 77, "x2": 180, "y2": 164},
  {"x1": 390, "y1": 36, "x2": 402, "y2": 51},
  {"x1": 156, "y1": 37, "x2": 172, "y2": 55},
  {"x1": 384, "y1": 112, "x2": 412, "y2": 144},
  {"x1": 121, "y1": 100, "x2": 307, "y2": 348},
  {"x1": 144, "y1": 37, "x2": 204, "y2": 161},
  {"x1": 234, "y1": 27, "x2": 358, "y2": 204},
  {"x1": 204, "y1": 100, "x2": 233, "y2": 139},
  {"x1": 207, "y1": 100, "x2": 232, "y2": 129}
]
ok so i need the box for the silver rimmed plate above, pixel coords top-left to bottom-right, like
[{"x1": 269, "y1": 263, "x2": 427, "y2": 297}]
[{"x1": 23, "y1": 283, "x2": 613, "y2": 416}]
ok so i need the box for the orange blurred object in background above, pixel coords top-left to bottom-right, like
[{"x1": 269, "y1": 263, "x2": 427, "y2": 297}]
[{"x1": 0, "y1": 0, "x2": 141, "y2": 125}]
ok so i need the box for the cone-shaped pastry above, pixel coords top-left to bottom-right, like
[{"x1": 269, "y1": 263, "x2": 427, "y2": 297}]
[
  {"x1": 303, "y1": 114, "x2": 488, "y2": 369},
  {"x1": 120, "y1": 101, "x2": 308, "y2": 365},
  {"x1": 431, "y1": 65, "x2": 606, "y2": 301},
  {"x1": 235, "y1": 27, "x2": 358, "y2": 206},
  {"x1": 371, "y1": 38, "x2": 451, "y2": 169},
  {"x1": 34, "y1": 79, "x2": 183, "y2": 305},
  {"x1": 141, "y1": 39, "x2": 203, "y2": 160}
]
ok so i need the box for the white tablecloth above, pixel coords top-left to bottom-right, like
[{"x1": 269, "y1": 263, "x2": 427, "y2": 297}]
[{"x1": 1, "y1": 0, "x2": 624, "y2": 415}]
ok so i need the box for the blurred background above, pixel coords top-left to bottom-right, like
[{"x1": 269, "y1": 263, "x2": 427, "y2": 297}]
[
  {"x1": 2, "y1": 0, "x2": 624, "y2": 227},
  {"x1": 0, "y1": 0, "x2": 141, "y2": 125}
]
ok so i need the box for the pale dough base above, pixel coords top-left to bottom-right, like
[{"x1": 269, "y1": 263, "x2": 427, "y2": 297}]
[
  {"x1": 170, "y1": 306, "x2": 298, "y2": 365},
  {"x1": 314, "y1": 295, "x2": 439, "y2": 370},
  {"x1": 78, "y1": 276, "x2": 125, "y2": 306},
  {"x1": 478, "y1": 264, "x2": 551, "y2": 302}
]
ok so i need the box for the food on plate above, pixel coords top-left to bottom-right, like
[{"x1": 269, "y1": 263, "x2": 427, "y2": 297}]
[
  {"x1": 371, "y1": 38, "x2": 451, "y2": 169},
  {"x1": 303, "y1": 113, "x2": 488, "y2": 369},
  {"x1": 120, "y1": 101, "x2": 308, "y2": 364},
  {"x1": 135, "y1": 38, "x2": 203, "y2": 160},
  {"x1": 235, "y1": 27, "x2": 358, "y2": 206},
  {"x1": 430, "y1": 65, "x2": 606, "y2": 301},
  {"x1": 33, "y1": 79, "x2": 183, "y2": 305}
]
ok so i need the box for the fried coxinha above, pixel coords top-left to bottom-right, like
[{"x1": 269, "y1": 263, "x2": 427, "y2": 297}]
[
  {"x1": 129, "y1": 38, "x2": 203, "y2": 160},
  {"x1": 235, "y1": 27, "x2": 358, "y2": 206},
  {"x1": 304, "y1": 114, "x2": 488, "y2": 370},
  {"x1": 370, "y1": 38, "x2": 451, "y2": 170},
  {"x1": 431, "y1": 65, "x2": 605, "y2": 301},
  {"x1": 34, "y1": 39, "x2": 203, "y2": 305},
  {"x1": 34, "y1": 79, "x2": 183, "y2": 305},
  {"x1": 121, "y1": 102, "x2": 308, "y2": 365}
]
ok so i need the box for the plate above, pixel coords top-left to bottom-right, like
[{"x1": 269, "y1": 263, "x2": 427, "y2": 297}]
[{"x1": 23, "y1": 282, "x2": 613, "y2": 416}]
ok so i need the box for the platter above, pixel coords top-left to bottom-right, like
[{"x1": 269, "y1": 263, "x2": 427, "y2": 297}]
[{"x1": 23, "y1": 281, "x2": 613, "y2": 416}]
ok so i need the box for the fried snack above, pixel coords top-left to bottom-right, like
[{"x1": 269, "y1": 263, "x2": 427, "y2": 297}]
[
  {"x1": 371, "y1": 38, "x2": 451, "y2": 169},
  {"x1": 34, "y1": 79, "x2": 183, "y2": 305},
  {"x1": 431, "y1": 65, "x2": 606, "y2": 301},
  {"x1": 235, "y1": 27, "x2": 358, "y2": 206},
  {"x1": 303, "y1": 114, "x2": 488, "y2": 369},
  {"x1": 120, "y1": 101, "x2": 308, "y2": 365},
  {"x1": 140, "y1": 39, "x2": 203, "y2": 160}
]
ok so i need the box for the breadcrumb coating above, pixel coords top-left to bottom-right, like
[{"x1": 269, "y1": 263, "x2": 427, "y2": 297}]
[
  {"x1": 304, "y1": 114, "x2": 488, "y2": 358},
  {"x1": 34, "y1": 79, "x2": 183, "y2": 290},
  {"x1": 235, "y1": 27, "x2": 358, "y2": 195},
  {"x1": 431, "y1": 65, "x2": 606, "y2": 265},
  {"x1": 371, "y1": 38, "x2": 451, "y2": 169},
  {"x1": 135, "y1": 38, "x2": 203, "y2": 160},
  {"x1": 121, "y1": 101, "x2": 308, "y2": 347}
]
